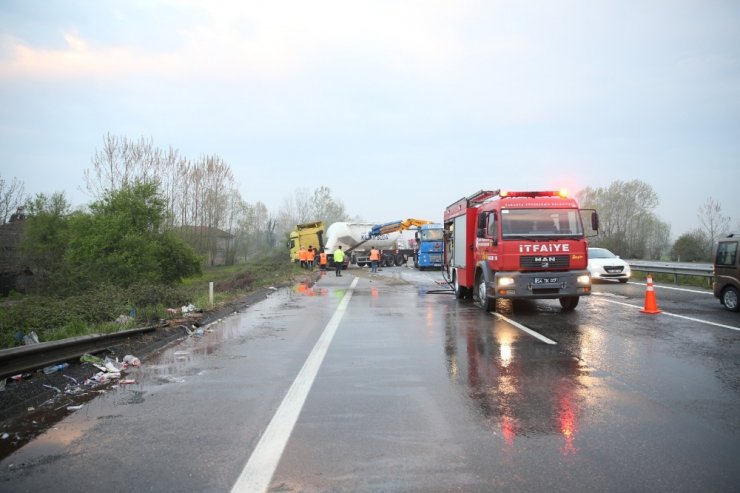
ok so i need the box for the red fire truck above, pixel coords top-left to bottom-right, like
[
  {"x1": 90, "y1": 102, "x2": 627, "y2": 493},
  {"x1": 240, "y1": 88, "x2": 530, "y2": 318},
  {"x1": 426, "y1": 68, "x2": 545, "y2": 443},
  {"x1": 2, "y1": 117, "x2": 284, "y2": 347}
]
[{"x1": 443, "y1": 189, "x2": 598, "y2": 311}]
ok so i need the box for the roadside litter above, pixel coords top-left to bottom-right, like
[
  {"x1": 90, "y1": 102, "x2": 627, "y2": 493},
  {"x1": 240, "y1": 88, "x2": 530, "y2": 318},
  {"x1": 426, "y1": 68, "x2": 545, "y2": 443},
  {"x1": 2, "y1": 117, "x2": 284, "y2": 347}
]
[
  {"x1": 22, "y1": 331, "x2": 39, "y2": 345},
  {"x1": 82, "y1": 354, "x2": 131, "y2": 384},
  {"x1": 115, "y1": 314, "x2": 134, "y2": 325},
  {"x1": 166, "y1": 303, "x2": 201, "y2": 316},
  {"x1": 123, "y1": 354, "x2": 141, "y2": 367},
  {"x1": 80, "y1": 353, "x2": 104, "y2": 365},
  {"x1": 43, "y1": 362, "x2": 70, "y2": 374},
  {"x1": 2, "y1": 351, "x2": 145, "y2": 421}
]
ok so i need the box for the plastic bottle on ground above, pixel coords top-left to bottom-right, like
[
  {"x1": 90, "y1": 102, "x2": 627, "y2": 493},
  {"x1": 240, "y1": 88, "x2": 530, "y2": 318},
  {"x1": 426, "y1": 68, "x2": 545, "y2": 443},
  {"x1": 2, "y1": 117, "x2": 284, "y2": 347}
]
[{"x1": 42, "y1": 363, "x2": 70, "y2": 375}]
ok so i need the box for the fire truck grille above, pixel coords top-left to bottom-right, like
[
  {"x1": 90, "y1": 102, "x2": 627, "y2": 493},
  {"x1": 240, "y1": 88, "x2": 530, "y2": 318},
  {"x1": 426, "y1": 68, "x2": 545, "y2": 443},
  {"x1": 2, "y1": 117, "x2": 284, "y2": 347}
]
[{"x1": 520, "y1": 255, "x2": 570, "y2": 269}]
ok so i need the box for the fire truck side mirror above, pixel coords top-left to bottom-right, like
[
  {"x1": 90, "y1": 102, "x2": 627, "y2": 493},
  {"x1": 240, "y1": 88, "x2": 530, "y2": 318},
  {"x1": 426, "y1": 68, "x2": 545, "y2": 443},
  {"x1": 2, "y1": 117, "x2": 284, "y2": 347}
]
[{"x1": 591, "y1": 212, "x2": 599, "y2": 231}]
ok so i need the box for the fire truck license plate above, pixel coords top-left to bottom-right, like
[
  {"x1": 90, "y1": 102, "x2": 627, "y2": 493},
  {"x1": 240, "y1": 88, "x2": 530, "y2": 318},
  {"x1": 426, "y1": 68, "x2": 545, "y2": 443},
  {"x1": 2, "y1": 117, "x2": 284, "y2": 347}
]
[{"x1": 534, "y1": 277, "x2": 558, "y2": 284}]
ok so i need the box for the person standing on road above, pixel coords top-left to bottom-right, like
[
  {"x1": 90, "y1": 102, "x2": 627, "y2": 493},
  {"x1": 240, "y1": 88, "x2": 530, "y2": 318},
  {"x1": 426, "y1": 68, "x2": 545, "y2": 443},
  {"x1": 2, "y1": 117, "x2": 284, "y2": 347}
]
[
  {"x1": 307, "y1": 246, "x2": 316, "y2": 271},
  {"x1": 298, "y1": 246, "x2": 308, "y2": 269},
  {"x1": 319, "y1": 249, "x2": 328, "y2": 272},
  {"x1": 369, "y1": 246, "x2": 380, "y2": 273},
  {"x1": 333, "y1": 246, "x2": 345, "y2": 277}
]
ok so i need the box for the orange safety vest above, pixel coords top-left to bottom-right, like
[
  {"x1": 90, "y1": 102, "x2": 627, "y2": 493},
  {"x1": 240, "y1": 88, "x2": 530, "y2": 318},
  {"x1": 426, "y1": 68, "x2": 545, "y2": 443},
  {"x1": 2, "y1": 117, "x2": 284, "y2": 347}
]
[
  {"x1": 370, "y1": 249, "x2": 380, "y2": 261},
  {"x1": 307, "y1": 249, "x2": 316, "y2": 261},
  {"x1": 299, "y1": 248, "x2": 308, "y2": 261},
  {"x1": 319, "y1": 252, "x2": 328, "y2": 265}
]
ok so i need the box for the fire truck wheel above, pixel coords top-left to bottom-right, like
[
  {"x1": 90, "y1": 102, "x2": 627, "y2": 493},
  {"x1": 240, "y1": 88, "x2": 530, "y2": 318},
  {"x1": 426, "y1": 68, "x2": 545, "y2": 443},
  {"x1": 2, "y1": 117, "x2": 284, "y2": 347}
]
[
  {"x1": 559, "y1": 296, "x2": 579, "y2": 311},
  {"x1": 453, "y1": 273, "x2": 467, "y2": 299},
  {"x1": 476, "y1": 277, "x2": 495, "y2": 312}
]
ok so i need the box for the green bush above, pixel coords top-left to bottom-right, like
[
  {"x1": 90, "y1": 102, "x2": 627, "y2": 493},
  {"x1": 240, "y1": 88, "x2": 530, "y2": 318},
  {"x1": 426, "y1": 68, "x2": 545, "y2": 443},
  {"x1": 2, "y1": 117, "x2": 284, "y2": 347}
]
[{"x1": 0, "y1": 250, "x2": 299, "y2": 349}]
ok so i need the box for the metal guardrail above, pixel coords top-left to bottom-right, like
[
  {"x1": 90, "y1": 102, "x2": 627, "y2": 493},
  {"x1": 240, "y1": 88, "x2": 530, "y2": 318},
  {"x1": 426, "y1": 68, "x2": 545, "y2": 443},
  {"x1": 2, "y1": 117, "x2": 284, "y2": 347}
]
[
  {"x1": 0, "y1": 325, "x2": 158, "y2": 380},
  {"x1": 627, "y1": 260, "x2": 714, "y2": 285}
]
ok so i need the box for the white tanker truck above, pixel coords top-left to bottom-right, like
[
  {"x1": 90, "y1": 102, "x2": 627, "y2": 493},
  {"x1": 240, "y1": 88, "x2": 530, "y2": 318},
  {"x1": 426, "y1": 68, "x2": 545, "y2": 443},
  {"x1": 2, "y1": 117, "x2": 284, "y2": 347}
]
[{"x1": 324, "y1": 222, "x2": 421, "y2": 267}]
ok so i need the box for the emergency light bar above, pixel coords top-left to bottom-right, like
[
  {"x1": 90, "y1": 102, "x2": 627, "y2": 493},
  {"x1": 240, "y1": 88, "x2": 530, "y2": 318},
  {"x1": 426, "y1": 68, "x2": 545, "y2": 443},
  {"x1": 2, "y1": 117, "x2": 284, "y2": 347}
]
[{"x1": 499, "y1": 190, "x2": 568, "y2": 198}]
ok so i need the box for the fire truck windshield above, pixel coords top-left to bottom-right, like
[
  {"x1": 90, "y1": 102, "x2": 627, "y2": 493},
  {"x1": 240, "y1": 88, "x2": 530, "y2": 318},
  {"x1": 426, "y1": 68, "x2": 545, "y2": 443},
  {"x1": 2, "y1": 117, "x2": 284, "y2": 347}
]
[{"x1": 501, "y1": 209, "x2": 583, "y2": 238}]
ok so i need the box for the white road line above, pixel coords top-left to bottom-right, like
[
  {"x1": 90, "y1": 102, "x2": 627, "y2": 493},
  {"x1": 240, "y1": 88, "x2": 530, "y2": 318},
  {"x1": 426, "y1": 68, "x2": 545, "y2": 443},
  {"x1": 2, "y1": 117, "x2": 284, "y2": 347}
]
[
  {"x1": 231, "y1": 277, "x2": 359, "y2": 493},
  {"x1": 628, "y1": 281, "x2": 712, "y2": 295},
  {"x1": 596, "y1": 297, "x2": 740, "y2": 332},
  {"x1": 492, "y1": 312, "x2": 558, "y2": 345}
]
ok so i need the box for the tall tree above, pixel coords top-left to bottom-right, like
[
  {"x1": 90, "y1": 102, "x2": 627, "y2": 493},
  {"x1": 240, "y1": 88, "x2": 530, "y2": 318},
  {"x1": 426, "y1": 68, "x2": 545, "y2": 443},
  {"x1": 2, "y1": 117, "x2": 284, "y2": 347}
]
[
  {"x1": 578, "y1": 179, "x2": 669, "y2": 259},
  {"x1": 670, "y1": 230, "x2": 710, "y2": 262},
  {"x1": 697, "y1": 197, "x2": 731, "y2": 258},
  {"x1": 84, "y1": 133, "x2": 162, "y2": 199},
  {"x1": 310, "y1": 186, "x2": 350, "y2": 226},
  {"x1": 238, "y1": 201, "x2": 277, "y2": 260},
  {"x1": 0, "y1": 175, "x2": 27, "y2": 224},
  {"x1": 18, "y1": 192, "x2": 73, "y2": 292},
  {"x1": 276, "y1": 186, "x2": 350, "y2": 242}
]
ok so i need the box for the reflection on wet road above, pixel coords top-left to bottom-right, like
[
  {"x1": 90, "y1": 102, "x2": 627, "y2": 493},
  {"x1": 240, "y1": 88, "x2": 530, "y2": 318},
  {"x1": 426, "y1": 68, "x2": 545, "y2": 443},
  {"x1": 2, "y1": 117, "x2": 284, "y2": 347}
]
[{"x1": 444, "y1": 311, "x2": 586, "y2": 456}]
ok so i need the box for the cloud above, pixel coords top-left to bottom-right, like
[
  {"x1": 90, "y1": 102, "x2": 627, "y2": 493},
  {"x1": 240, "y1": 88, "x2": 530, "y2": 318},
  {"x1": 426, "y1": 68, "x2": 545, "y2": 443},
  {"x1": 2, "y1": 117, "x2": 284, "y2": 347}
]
[
  {"x1": 0, "y1": 30, "x2": 182, "y2": 79},
  {"x1": 0, "y1": 1, "x2": 471, "y2": 82}
]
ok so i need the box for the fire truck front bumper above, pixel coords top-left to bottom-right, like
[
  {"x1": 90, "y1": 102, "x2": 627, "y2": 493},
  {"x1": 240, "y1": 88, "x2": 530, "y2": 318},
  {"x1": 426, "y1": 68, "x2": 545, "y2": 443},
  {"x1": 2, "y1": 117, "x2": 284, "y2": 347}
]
[{"x1": 492, "y1": 271, "x2": 591, "y2": 299}]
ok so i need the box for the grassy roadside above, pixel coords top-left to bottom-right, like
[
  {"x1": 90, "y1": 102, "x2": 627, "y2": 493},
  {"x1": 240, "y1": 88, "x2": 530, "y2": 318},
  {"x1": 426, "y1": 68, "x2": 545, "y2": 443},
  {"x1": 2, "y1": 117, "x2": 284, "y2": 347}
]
[{"x1": 0, "y1": 251, "x2": 304, "y2": 350}]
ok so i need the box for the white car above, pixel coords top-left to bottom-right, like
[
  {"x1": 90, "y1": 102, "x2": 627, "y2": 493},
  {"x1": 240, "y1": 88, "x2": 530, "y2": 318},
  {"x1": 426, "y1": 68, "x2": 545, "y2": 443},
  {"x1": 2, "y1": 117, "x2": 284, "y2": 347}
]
[{"x1": 588, "y1": 247, "x2": 631, "y2": 283}]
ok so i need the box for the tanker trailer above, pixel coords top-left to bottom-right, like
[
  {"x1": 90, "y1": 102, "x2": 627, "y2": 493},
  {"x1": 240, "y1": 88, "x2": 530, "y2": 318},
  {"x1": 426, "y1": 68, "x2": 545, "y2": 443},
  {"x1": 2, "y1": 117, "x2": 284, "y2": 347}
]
[{"x1": 324, "y1": 222, "x2": 417, "y2": 267}]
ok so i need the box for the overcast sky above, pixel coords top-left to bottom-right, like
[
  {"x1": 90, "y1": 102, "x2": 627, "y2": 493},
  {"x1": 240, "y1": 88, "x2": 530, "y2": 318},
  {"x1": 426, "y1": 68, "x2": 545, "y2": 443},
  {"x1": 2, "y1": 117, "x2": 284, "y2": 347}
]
[{"x1": 1, "y1": 0, "x2": 738, "y2": 237}]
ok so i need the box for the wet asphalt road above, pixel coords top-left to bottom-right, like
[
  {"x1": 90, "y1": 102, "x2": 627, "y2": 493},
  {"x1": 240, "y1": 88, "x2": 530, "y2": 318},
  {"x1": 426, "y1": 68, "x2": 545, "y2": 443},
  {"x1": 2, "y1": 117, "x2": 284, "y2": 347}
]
[{"x1": 1, "y1": 266, "x2": 739, "y2": 492}]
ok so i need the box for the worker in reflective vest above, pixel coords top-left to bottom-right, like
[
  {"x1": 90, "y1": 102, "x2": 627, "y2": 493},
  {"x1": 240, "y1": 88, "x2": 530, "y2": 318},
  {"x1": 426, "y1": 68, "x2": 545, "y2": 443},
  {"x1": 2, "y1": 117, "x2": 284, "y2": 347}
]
[
  {"x1": 333, "y1": 246, "x2": 345, "y2": 277},
  {"x1": 307, "y1": 246, "x2": 316, "y2": 271},
  {"x1": 298, "y1": 247, "x2": 308, "y2": 269},
  {"x1": 319, "y1": 250, "x2": 328, "y2": 271},
  {"x1": 369, "y1": 246, "x2": 380, "y2": 273}
]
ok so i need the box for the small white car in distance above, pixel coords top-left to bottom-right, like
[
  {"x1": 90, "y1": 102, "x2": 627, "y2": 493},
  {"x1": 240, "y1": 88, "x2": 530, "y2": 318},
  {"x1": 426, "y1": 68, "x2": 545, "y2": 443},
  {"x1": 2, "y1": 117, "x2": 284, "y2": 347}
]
[{"x1": 588, "y1": 247, "x2": 631, "y2": 283}]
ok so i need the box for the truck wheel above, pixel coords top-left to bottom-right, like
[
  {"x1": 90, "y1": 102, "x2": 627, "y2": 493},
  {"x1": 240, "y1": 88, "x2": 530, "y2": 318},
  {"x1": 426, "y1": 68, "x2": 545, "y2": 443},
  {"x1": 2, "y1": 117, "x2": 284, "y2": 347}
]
[
  {"x1": 559, "y1": 296, "x2": 579, "y2": 311},
  {"x1": 476, "y1": 276, "x2": 495, "y2": 312},
  {"x1": 721, "y1": 286, "x2": 740, "y2": 312},
  {"x1": 395, "y1": 254, "x2": 405, "y2": 266},
  {"x1": 453, "y1": 272, "x2": 467, "y2": 299}
]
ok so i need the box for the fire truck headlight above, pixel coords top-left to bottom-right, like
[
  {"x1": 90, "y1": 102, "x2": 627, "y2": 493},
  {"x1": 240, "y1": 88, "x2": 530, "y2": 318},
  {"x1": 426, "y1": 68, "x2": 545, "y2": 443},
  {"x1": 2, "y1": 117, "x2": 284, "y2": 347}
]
[
  {"x1": 577, "y1": 275, "x2": 591, "y2": 285},
  {"x1": 498, "y1": 277, "x2": 515, "y2": 287}
]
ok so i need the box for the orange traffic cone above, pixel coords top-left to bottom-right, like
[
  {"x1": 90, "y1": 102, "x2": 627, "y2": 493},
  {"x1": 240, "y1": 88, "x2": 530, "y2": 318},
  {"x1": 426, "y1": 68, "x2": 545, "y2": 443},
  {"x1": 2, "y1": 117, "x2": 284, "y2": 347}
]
[{"x1": 640, "y1": 274, "x2": 661, "y2": 314}]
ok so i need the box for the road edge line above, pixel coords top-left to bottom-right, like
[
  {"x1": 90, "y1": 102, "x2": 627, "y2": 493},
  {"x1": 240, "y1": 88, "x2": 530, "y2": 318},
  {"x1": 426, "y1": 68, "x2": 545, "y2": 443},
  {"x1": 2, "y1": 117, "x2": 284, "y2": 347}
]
[
  {"x1": 596, "y1": 297, "x2": 740, "y2": 332},
  {"x1": 231, "y1": 277, "x2": 360, "y2": 493}
]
